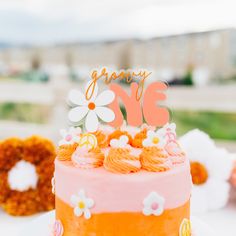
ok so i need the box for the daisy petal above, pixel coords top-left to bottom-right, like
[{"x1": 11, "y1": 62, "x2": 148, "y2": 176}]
[
  {"x1": 70, "y1": 195, "x2": 79, "y2": 206},
  {"x1": 85, "y1": 80, "x2": 98, "y2": 101},
  {"x1": 147, "y1": 130, "x2": 156, "y2": 138},
  {"x1": 142, "y1": 207, "x2": 151, "y2": 216},
  {"x1": 85, "y1": 198, "x2": 94, "y2": 208},
  {"x1": 153, "y1": 208, "x2": 163, "y2": 216},
  {"x1": 95, "y1": 107, "x2": 115, "y2": 122},
  {"x1": 78, "y1": 189, "x2": 86, "y2": 199},
  {"x1": 68, "y1": 89, "x2": 87, "y2": 106},
  {"x1": 60, "y1": 129, "x2": 67, "y2": 137},
  {"x1": 191, "y1": 186, "x2": 208, "y2": 213},
  {"x1": 95, "y1": 90, "x2": 115, "y2": 106},
  {"x1": 85, "y1": 111, "x2": 99, "y2": 132},
  {"x1": 68, "y1": 106, "x2": 88, "y2": 123},
  {"x1": 74, "y1": 207, "x2": 83, "y2": 217},
  {"x1": 143, "y1": 139, "x2": 152, "y2": 147},
  {"x1": 206, "y1": 179, "x2": 230, "y2": 211},
  {"x1": 84, "y1": 209, "x2": 91, "y2": 219}
]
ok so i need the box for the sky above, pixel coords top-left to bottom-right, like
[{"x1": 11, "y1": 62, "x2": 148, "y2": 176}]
[{"x1": 0, "y1": 0, "x2": 236, "y2": 44}]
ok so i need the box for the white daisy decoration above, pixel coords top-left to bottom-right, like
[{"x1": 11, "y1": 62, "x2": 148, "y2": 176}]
[
  {"x1": 142, "y1": 192, "x2": 165, "y2": 216},
  {"x1": 59, "y1": 127, "x2": 81, "y2": 146},
  {"x1": 179, "y1": 129, "x2": 233, "y2": 213},
  {"x1": 70, "y1": 189, "x2": 94, "y2": 219},
  {"x1": 142, "y1": 130, "x2": 166, "y2": 148},
  {"x1": 68, "y1": 80, "x2": 115, "y2": 132},
  {"x1": 110, "y1": 135, "x2": 130, "y2": 148}
]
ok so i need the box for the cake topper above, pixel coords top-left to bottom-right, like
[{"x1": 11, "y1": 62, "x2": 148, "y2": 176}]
[{"x1": 68, "y1": 68, "x2": 170, "y2": 132}]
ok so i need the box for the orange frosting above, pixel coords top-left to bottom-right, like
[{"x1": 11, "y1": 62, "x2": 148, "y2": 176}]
[
  {"x1": 90, "y1": 147, "x2": 105, "y2": 168},
  {"x1": 104, "y1": 148, "x2": 141, "y2": 174},
  {"x1": 93, "y1": 131, "x2": 109, "y2": 148},
  {"x1": 57, "y1": 143, "x2": 78, "y2": 161},
  {"x1": 56, "y1": 197, "x2": 190, "y2": 236},
  {"x1": 108, "y1": 130, "x2": 133, "y2": 145},
  {"x1": 131, "y1": 128, "x2": 147, "y2": 148},
  {"x1": 140, "y1": 147, "x2": 171, "y2": 172}
]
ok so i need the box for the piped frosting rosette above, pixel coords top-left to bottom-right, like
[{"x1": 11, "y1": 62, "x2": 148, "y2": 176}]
[
  {"x1": 140, "y1": 130, "x2": 172, "y2": 172},
  {"x1": 165, "y1": 141, "x2": 186, "y2": 165},
  {"x1": 72, "y1": 146, "x2": 104, "y2": 169},
  {"x1": 104, "y1": 135, "x2": 141, "y2": 174},
  {"x1": 57, "y1": 127, "x2": 81, "y2": 161},
  {"x1": 70, "y1": 133, "x2": 104, "y2": 169}
]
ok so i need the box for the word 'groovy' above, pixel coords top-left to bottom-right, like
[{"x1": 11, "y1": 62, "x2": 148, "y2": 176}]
[{"x1": 85, "y1": 68, "x2": 152, "y2": 101}]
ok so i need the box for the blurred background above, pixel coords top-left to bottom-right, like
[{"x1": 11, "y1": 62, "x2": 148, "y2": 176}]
[{"x1": 0, "y1": 0, "x2": 235, "y2": 151}]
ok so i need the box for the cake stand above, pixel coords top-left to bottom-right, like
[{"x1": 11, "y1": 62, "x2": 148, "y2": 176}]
[{"x1": 19, "y1": 211, "x2": 217, "y2": 236}]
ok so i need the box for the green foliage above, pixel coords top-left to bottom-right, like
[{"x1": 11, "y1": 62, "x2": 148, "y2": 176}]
[
  {"x1": 172, "y1": 110, "x2": 236, "y2": 140},
  {"x1": 0, "y1": 103, "x2": 50, "y2": 124}
]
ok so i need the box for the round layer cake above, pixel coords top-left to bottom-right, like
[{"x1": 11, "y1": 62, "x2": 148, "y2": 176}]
[
  {"x1": 54, "y1": 124, "x2": 192, "y2": 236},
  {"x1": 55, "y1": 160, "x2": 191, "y2": 236}
]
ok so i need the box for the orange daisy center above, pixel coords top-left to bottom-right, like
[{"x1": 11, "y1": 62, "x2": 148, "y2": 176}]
[
  {"x1": 190, "y1": 161, "x2": 208, "y2": 185},
  {"x1": 88, "y1": 102, "x2": 95, "y2": 110}
]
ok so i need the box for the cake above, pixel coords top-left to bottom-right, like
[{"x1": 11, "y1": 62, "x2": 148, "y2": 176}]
[{"x1": 52, "y1": 71, "x2": 192, "y2": 236}]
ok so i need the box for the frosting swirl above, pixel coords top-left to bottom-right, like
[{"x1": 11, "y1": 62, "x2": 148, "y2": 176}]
[
  {"x1": 104, "y1": 148, "x2": 141, "y2": 174},
  {"x1": 57, "y1": 143, "x2": 78, "y2": 161},
  {"x1": 165, "y1": 141, "x2": 186, "y2": 165},
  {"x1": 140, "y1": 147, "x2": 172, "y2": 172},
  {"x1": 93, "y1": 130, "x2": 109, "y2": 148},
  {"x1": 72, "y1": 146, "x2": 104, "y2": 169}
]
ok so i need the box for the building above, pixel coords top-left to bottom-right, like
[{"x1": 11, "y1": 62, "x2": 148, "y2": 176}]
[{"x1": 0, "y1": 28, "x2": 236, "y2": 82}]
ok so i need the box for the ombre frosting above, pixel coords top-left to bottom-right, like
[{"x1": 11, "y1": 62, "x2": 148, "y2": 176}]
[{"x1": 55, "y1": 159, "x2": 191, "y2": 213}]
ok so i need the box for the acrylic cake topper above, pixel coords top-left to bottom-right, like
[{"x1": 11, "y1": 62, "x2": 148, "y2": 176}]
[{"x1": 68, "y1": 67, "x2": 170, "y2": 132}]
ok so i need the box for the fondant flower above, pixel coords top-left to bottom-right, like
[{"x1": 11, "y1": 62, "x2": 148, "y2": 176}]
[
  {"x1": 59, "y1": 127, "x2": 81, "y2": 146},
  {"x1": 179, "y1": 129, "x2": 233, "y2": 213},
  {"x1": 68, "y1": 80, "x2": 115, "y2": 132},
  {"x1": 142, "y1": 130, "x2": 166, "y2": 148},
  {"x1": 52, "y1": 220, "x2": 64, "y2": 236},
  {"x1": 142, "y1": 192, "x2": 165, "y2": 216},
  {"x1": 70, "y1": 189, "x2": 94, "y2": 219},
  {"x1": 110, "y1": 135, "x2": 130, "y2": 148}
]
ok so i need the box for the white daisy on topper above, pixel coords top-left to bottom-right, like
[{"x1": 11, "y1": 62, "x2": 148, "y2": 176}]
[
  {"x1": 68, "y1": 80, "x2": 115, "y2": 132},
  {"x1": 70, "y1": 189, "x2": 94, "y2": 219},
  {"x1": 142, "y1": 130, "x2": 166, "y2": 148},
  {"x1": 179, "y1": 129, "x2": 233, "y2": 213}
]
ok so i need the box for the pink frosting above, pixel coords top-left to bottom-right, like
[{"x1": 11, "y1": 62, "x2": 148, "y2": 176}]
[
  {"x1": 71, "y1": 146, "x2": 97, "y2": 169},
  {"x1": 55, "y1": 159, "x2": 192, "y2": 213}
]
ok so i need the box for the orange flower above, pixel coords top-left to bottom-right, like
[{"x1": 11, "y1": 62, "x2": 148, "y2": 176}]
[{"x1": 0, "y1": 136, "x2": 56, "y2": 216}]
